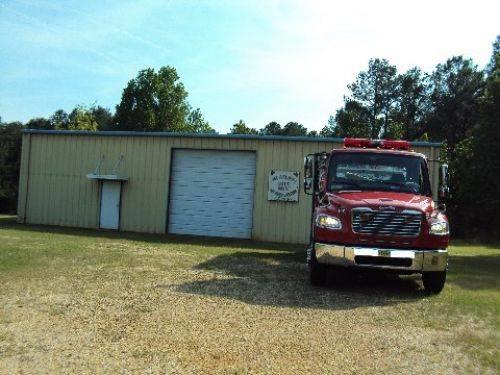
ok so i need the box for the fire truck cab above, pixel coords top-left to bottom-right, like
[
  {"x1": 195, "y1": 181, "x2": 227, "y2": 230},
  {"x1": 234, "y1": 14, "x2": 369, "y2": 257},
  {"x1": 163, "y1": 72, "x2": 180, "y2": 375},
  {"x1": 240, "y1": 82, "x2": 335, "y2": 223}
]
[{"x1": 304, "y1": 138, "x2": 450, "y2": 294}]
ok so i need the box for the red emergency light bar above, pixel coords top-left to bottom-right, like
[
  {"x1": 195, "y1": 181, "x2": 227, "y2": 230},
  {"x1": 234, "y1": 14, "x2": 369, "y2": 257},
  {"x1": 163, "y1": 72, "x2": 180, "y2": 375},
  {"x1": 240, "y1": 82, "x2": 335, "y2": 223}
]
[{"x1": 344, "y1": 138, "x2": 411, "y2": 151}]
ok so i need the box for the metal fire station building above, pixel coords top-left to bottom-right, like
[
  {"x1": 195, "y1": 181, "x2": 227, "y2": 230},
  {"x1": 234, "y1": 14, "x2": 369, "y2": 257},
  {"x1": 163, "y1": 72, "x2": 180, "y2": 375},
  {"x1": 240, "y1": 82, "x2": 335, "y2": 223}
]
[{"x1": 16, "y1": 130, "x2": 442, "y2": 244}]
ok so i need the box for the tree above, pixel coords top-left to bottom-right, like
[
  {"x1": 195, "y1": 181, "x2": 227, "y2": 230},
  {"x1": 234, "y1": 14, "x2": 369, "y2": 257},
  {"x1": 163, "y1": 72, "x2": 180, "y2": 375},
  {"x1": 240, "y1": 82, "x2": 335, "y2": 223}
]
[
  {"x1": 230, "y1": 120, "x2": 258, "y2": 135},
  {"x1": 307, "y1": 130, "x2": 319, "y2": 137},
  {"x1": 282, "y1": 122, "x2": 307, "y2": 136},
  {"x1": 66, "y1": 106, "x2": 98, "y2": 131},
  {"x1": 50, "y1": 109, "x2": 69, "y2": 129},
  {"x1": 321, "y1": 100, "x2": 372, "y2": 137},
  {"x1": 347, "y1": 58, "x2": 398, "y2": 137},
  {"x1": 91, "y1": 106, "x2": 114, "y2": 130},
  {"x1": 392, "y1": 67, "x2": 432, "y2": 139},
  {"x1": 453, "y1": 41, "x2": 500, "y2": 238},
  {"x1": 320, "y1": 116, "x2": 336, "y2": 137},
  {"x1": 260, "y1": 121, "x2": 282, "y2": 135},
  {"x1": 25, "y1": 117, "x2": 53, "y2": 130},
  {"x1": 114, "y1": 66, "x2": 190, "y2": 132},
  {"x1": 485, "y1": 35, "x2": 499, "y2": 75},
  {"x1": 384, "y1": 121, "x2": 404, "y2": 139},
  {"x1": 185, "y1": 108, "x2": 215, "y2": 133},
  {"x1": 0, "y1": 121, "x2": 23, "y2": 213},
  {"x1": 426, "y1": 56, "x2": 485, "y2": 152}
]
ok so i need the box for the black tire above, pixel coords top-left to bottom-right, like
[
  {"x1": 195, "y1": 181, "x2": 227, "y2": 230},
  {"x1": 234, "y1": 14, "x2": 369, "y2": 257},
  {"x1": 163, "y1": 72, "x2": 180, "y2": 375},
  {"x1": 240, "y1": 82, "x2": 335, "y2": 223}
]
[
  {"x1": 310, "y1": 252, "x2": 327, "y2": 286},
  {"x1": 422, "y1": 271, "x2": 446, "y2": 294}
]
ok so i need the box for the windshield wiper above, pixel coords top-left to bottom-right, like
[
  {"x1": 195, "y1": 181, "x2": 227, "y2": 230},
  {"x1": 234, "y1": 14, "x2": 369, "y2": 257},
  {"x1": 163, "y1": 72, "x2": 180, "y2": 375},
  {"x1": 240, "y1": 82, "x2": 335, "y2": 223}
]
[{"x1": 345, "y1": 171, "x2": 376, "y2": 182}]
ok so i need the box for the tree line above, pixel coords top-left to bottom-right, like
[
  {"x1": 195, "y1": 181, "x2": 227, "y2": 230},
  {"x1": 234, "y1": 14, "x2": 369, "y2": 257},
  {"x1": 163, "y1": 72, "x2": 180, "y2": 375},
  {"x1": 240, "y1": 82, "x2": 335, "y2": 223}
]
[{"x1": 1, "y1": 36, "x2": 498, "y2": 239}]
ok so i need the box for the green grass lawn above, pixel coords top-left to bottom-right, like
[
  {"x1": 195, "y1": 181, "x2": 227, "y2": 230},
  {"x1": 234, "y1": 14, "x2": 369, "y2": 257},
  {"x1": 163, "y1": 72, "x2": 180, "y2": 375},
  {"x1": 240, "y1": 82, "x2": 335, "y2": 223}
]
[{"x1": 0, "y1": 215, "x2": 498, "y2": 373}]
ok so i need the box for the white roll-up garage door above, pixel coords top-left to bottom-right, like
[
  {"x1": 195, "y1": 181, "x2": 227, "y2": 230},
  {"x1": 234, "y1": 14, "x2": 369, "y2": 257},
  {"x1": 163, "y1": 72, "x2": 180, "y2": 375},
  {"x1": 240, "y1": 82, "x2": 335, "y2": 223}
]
[{"x1": 168, "y1": 149, "x2": 256, "y2": 239}]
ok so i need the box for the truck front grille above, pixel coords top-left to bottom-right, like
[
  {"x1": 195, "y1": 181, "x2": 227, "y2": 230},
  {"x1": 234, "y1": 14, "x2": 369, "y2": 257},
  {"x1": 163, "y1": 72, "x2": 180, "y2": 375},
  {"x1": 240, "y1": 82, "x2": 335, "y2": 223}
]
[{"x1": 352, "y1": 209, "x2": 422, "y2": 237}]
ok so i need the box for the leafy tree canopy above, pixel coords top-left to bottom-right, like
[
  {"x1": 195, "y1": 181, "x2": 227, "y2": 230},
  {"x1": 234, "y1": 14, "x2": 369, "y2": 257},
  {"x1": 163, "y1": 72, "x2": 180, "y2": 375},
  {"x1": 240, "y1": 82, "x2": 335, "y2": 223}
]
[
  {"x1": 70, "y1": 106, "x2": 98, "y2": 130},
  {"x1": 185, "y1": 108, "x2": 216, "y2": 133},
  {"x1": 281, "y1": 122, "x2": 307, "y2": 136},
  {"x1": 307, "y1": 130, "x2": 319, "y2": 137},
  {"x1": 0, "y1": 121, "x2": 23, "y2": 213},
  {"x1": 427, "y1": 56, "x2": 485, "y2": 152},
  {"x1": 347, "y1": 58, "x2": 398, "y2": 137},
  {"x1": 50, "y1": 109, "x2": 70, "y2": 129},
  {"x1": 91, "y1": 105, "x2": 114, "y2": 130},
  {"x1": 230, "y1": 120, "x2": 258, "y2": 135},
  {"x1": 392, "y1": 67, "x2": 431, "y2": 139},
  {"x1": 454, "y1": 40, "x2": 500, "y2": 237},
  {"x1": 260, "y1": 121, "x2": 282, "y2": 135},
  {"x1": 26, "y1": 117, "x2": 53, "y2": 130},
  {"x1": 321, "y1": 100, "x2": 372, "y2": 138},
  {"x1": 114, "y1": 66, "x2": 190, "y2": 132}
]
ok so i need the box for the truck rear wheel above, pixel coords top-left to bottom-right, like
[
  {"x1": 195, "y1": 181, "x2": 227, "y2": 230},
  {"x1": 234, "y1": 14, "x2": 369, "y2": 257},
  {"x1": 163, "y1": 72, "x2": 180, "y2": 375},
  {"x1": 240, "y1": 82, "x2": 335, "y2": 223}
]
[
  {"x1": 422, "y1": 271, "x2": 446, "y2": 294},
  {"x1": 310, "y1": 253, "x2": 327, "y2": 286}
]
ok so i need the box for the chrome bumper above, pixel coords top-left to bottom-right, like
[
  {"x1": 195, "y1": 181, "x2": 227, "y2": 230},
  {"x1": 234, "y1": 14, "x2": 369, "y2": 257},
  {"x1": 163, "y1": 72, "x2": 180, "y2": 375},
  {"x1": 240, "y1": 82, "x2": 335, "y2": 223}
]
[{"x1": 315, "y1": 243, "x2": 448, "y2": 272}]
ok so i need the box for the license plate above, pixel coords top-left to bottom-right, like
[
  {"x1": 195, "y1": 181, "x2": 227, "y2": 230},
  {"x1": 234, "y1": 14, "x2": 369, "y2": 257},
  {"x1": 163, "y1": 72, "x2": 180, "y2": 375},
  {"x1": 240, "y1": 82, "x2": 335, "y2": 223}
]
[{"x1": 378, "y1": 249, "x2": 391, "y2": 257}]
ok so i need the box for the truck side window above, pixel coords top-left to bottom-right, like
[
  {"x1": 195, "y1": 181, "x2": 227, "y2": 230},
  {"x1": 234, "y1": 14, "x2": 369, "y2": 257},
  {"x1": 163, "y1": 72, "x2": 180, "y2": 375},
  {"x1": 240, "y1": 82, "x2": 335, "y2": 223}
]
[{"x1": 420, "y1": 160, "x2": 432, "y2": 197}]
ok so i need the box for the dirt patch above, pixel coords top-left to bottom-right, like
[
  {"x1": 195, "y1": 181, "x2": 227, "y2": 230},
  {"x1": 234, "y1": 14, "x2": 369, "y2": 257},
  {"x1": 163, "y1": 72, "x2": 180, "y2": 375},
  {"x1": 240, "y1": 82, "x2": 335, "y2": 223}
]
[{"x1": 0, "y1": 225, "x2": 498, "y2": 373}]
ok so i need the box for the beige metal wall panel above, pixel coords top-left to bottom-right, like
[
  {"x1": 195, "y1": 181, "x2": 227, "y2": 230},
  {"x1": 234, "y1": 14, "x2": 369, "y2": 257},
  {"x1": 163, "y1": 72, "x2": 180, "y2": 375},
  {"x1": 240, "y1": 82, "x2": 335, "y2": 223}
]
[
  {"x1": 18, "y1": 132, "x2": 441, "y2": 244},
  {"x1": 22, "y1": 135, "x2": 98, "y2": 228},
  {"x1": 412, "y1": 145, "x2": 440, "y2": 202}
]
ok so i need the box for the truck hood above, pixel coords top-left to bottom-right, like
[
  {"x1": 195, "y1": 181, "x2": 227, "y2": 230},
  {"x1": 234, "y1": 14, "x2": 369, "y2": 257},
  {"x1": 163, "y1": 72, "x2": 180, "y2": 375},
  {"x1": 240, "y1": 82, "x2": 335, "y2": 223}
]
[{"x1": 330, "y1": 191, "x2": 434, "y2": 214}]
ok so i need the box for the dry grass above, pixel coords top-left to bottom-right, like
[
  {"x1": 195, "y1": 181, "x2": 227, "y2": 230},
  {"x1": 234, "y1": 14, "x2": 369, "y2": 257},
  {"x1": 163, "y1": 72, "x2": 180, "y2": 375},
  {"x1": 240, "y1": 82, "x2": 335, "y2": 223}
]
[{"x1": 0, "y1": 216, "x2": 498, "y2": 374}]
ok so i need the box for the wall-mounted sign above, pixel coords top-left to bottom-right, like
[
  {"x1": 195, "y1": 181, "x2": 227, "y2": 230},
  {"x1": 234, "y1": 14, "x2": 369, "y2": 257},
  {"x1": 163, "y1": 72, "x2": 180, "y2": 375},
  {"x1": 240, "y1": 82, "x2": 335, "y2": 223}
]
[{"x1": 268, "y1": 170, "x2": 300, "y2": 202}]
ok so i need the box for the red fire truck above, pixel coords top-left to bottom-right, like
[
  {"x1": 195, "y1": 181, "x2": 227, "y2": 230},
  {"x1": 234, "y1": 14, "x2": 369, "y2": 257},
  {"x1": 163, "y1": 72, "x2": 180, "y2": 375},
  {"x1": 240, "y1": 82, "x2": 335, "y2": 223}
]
[{"x1": 304, "y1": 138, "x2": 450, "y2": 294}]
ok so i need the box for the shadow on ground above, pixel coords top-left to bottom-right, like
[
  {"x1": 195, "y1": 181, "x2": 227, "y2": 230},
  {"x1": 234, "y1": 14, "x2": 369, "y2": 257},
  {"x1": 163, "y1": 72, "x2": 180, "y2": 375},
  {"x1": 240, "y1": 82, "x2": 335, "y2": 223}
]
[
  {"x1": 0, "y1": 216, "x2": 300, "y2": 252},
  {"x1": 171, "y1": 250, "x2": 499, "y2": 310},
  {"x1": 167, "y1": 250, "x2": 431, "y2": 311},
  {"x1": 447, "y1": 255, "x2": 500, "y2": 291},
  {"x1": 3, "y1": 216, "x2": 498, "y2": 310}
]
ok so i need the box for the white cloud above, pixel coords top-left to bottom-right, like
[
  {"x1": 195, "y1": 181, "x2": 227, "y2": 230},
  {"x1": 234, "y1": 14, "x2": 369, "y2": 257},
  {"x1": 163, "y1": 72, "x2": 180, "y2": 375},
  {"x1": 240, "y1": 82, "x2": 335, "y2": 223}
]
[{"x1": 1, "y1": 0, "x2": 498, "y2": 130}]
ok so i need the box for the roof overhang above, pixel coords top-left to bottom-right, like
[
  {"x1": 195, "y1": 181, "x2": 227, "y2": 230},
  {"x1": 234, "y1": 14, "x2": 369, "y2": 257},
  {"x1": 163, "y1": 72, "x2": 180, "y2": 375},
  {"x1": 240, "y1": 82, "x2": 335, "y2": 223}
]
[{"x1": 21, "y1": 129, "x2": 443, "y2": 147}]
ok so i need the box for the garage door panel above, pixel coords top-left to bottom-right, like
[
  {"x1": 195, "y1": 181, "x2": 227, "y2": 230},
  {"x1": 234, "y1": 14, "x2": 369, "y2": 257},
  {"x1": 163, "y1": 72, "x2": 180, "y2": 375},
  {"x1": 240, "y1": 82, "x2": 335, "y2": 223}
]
[
  {"x1": 168, "y1": 225, "x2": 250, "y2": 239},
  {"x1": 168, "y1": 150, "x2": 256, "y2": 239},
  {"x1": 169, "y1": 217, "x2": 253, "y2": 228},
  {"x1": 168, "y1": 209, "x2": 253, "y2": 220},
  {"x1": 170, "y1": 184, "x2": 255, "y2": 193},
  {"x1": 169, "y1": 188, "x2": 255, "y2": 200},
  {"x1": 169, "y1": 205, "x2": 254, "y2": 215},
  {"x1": 171, "y1": 173, "x2": 254, "y2": 181},
  {"x1": 172, "y1": 159, "x2": 255, "y2": 170},
  {"x1": 171, "y1": 154, "x2": 251, "y2": 162},
  {"x1": 172, "y1": 166, "x2": 256, "y2": 172},
  {"x1": 172, "y1": 175, "x2": 255, "y2": 189},
  {"x1": 169, "y1": 201, "x2": 254, "y2": 211}
]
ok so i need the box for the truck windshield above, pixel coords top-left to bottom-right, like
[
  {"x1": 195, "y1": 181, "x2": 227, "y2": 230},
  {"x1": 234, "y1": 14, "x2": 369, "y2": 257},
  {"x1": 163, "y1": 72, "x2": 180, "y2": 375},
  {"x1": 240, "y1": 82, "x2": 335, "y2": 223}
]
[{"x1": 328, "y1": 152, "x2": 431, "y2": 196}]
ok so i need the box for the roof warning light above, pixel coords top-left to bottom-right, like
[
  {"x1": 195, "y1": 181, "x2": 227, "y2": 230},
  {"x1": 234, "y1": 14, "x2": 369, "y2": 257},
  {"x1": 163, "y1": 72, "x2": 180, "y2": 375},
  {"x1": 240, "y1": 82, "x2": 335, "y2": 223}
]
[{"x1": 344, "y1": 138, "x2": 411, "y2": 151}]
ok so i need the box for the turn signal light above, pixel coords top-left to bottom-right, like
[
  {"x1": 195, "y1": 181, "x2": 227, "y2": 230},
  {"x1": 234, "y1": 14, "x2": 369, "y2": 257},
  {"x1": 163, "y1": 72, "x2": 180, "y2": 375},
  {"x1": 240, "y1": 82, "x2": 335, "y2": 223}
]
[{"x1": 344, "y1": 138, "x2": 411, "y2": 151}]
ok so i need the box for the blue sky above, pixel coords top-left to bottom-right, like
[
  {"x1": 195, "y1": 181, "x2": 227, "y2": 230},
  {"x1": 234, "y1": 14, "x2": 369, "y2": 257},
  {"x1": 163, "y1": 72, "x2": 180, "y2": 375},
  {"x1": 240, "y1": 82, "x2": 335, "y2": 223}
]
[{"x1": 1, "y1": 0, "x2": 498, "y2": 133}]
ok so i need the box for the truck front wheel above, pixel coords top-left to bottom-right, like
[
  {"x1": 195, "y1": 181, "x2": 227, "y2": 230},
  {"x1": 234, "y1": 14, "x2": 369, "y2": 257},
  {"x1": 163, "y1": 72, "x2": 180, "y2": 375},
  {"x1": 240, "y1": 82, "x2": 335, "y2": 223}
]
[
  {"x1": 310, "y1": 254, "x2": 327, "y2": 286},
  {"x1": 422, "y1": 271, "x2": 446, "y2": 294}
]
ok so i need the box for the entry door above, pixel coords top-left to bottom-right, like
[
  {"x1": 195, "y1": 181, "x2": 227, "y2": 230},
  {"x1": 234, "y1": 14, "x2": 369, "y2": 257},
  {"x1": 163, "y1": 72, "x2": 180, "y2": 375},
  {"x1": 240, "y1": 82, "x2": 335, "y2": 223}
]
[
  {"x1": 100, "y1": 181, "x2": 121, "y2": 229},
  {"x1": 168, "y1": 149, "x2": 256, "y2": 239}
]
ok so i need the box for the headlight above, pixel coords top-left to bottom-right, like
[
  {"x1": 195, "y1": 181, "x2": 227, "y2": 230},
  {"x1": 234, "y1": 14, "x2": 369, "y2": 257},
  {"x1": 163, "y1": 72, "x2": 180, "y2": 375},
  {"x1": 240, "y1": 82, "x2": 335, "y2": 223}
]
[
  {"x1": 429, "y1": 221, "x2": 449, "y2": 235},
  {"x1": 316, "y1": 214, "x2": 342, "y2": 230}
]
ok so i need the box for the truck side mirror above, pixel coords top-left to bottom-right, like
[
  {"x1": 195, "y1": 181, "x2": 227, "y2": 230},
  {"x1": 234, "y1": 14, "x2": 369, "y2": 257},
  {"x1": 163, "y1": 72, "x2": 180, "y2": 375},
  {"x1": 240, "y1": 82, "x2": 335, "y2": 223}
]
[
  {"x1": 317, "y1": 153, "x2": 328, "y2": 195},
  {"x1": 439, "y1": 164, "x2": 449, "y2": 200},
  {"x1": 304, "y1": 155, "x2": 314, "y2": 195}
]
